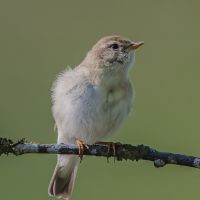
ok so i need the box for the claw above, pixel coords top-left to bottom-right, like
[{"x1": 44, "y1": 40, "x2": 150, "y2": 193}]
[
  {"x1": 75, "y1": 139, "x2": 88, "y2": 162},
  {"x1": 95, "y1": 141, "x2": 116, "y2": 162}
]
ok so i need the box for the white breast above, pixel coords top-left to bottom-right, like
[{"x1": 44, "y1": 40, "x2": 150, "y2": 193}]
[{"x1": 52, "y1": 67, "x2": 134, "y2": 145}]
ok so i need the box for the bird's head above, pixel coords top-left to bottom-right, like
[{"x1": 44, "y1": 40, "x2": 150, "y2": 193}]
[{"x1": 83, "y1": 35, "x2": 144, "y2": 72}]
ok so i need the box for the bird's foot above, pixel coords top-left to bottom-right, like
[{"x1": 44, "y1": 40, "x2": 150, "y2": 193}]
[
  {"x1": 75, "y1": 139, "x2": 89, "y2": 162},
  {"x1": 95, "y1": 141, "x2": 116, "y2": 162}
]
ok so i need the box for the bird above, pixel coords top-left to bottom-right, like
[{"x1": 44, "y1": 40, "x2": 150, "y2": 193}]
[{"x1": 48, "y1": 35, "x2": 144, "y2": 199}]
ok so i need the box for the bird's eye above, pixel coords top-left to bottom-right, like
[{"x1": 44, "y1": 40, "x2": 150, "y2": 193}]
[{"x1": 109, "y1": 43, "x2": 119, "y2": 49}]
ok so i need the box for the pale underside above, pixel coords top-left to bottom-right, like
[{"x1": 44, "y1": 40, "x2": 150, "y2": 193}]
[{"x1": 52, "y1": 66, "x2": 134, "y2": 145}]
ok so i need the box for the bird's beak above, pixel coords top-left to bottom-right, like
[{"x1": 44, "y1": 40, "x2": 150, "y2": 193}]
[{"x1": 130, "y1": 41, "x2": 144, "y2": 50}]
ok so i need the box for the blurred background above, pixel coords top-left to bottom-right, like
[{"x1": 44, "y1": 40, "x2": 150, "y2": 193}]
[{"x1": 0, "y1": 0, "x2": 200, "y2": 199}]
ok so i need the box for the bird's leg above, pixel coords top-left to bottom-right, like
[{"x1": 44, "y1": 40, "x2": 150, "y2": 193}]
[
  {"x1": 75, "y1": 138, "x2": 89, "y2": 161},
  {"x1": 95, "y1": 141, "x2": 116, "y2": 162}
]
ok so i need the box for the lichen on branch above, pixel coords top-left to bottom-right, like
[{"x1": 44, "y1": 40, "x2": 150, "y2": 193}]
[{"x1": 0, "y1": 137, "x2": 200, "y2": 169}]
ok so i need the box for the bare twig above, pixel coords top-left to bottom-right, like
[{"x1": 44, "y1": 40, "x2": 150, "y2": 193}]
[{"x1": 0, "y1": 137, "x2": 200, "y2": 169}]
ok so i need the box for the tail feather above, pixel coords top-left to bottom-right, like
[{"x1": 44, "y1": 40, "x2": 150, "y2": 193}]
[{"x1": 48, "y1": 155, "x2": 79, "y2": 199}]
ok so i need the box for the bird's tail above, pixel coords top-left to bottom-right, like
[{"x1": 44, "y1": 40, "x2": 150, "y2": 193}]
[{"x1": 48, "y1": 155, "x2": 79, "y2": 200}]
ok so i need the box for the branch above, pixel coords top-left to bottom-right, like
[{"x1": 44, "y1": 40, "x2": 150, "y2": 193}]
[{"x1": 0, "y1": 137, "x2": 200, "y2": 169}]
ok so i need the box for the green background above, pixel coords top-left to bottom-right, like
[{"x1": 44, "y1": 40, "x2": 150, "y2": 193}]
[{"x1": 0, "y1": 0, "x2": 200, "y2": 199}]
